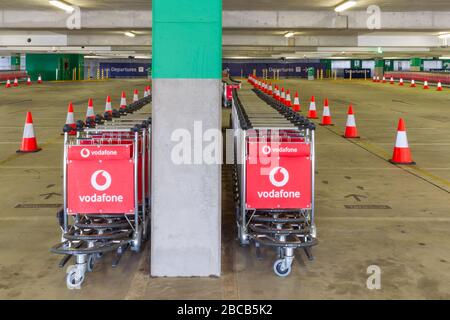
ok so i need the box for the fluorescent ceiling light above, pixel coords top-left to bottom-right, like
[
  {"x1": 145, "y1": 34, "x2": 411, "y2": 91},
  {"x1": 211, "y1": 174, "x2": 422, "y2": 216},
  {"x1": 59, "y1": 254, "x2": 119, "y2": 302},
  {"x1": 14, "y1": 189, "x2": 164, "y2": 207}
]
[
  {"x1": 439, "y1": 57, "x2": 450, "y2": 60},
  {"x1": 284, "y1": 32, "x2": 295, "y2": 38},
  {"x1": 335, "y1": 1, "x2": 357, "y2": 12},
  {"x1": 438, "y1": 33, "x2": 450, "y2": 39},
  {"x1": 124, "y1": 32, "x2": 136, "y2": 38},
  {"x1": 48, "y1": 0, "x2": 74, "y2": 13}
]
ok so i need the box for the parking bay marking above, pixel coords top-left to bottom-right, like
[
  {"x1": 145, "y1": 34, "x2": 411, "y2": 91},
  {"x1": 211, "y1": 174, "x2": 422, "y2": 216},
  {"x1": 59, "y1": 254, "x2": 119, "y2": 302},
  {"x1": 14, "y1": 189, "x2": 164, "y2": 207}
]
[
  {"x1": 15, "y1": 203, "x2": 62, "y2": 209},
  {"x1": 345, "y1": 205, "x2": 392, "y2": 209}
]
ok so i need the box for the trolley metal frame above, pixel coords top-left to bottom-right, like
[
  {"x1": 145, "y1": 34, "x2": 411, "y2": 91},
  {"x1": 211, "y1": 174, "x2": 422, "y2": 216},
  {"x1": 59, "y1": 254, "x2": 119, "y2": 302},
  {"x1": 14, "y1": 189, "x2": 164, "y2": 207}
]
[
  {"x1": 232, "y1": 85, "x2": 318, "y2": 277},
  {"x1": 52, "y1": 95, "x2": 152, "y2": 289}
]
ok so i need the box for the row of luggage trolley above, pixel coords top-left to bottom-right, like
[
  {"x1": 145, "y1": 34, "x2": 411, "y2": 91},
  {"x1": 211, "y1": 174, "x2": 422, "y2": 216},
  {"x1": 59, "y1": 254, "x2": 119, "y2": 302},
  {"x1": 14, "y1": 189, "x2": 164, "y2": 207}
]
[
  {"x1": 231, "y1": 84, "x2": 318, "y2": 277},
  {"x1": 51, "y1": 94, "x2": 152, "y2": 289}
]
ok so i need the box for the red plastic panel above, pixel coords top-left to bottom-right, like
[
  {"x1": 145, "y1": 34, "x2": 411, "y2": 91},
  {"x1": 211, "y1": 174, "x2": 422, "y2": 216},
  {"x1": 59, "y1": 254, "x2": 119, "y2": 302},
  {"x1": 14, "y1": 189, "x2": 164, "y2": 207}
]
[
  {"x1": 67, "y1": 145, "x2": 135, "y2": 215},
  {"x1": 246, "y1": 142, "x2": 312, "y2": 210}
]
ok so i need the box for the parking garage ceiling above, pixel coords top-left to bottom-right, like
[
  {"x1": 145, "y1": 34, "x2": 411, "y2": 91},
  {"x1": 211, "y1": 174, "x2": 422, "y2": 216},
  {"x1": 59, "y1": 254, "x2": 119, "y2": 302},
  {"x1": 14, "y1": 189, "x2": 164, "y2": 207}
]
[
  {"x1": 0, "y1": 0, "x2": 449, "y2": 59},
  {"x1": 4, "y1": 0, "x2": 450, "y2": 11}
]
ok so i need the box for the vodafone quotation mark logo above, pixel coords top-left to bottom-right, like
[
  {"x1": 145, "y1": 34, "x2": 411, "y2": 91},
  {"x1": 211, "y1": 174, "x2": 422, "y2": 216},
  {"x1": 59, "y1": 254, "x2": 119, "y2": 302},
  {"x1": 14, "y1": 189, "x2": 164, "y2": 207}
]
[
  {"x1": 80, "y1": 148, "x2": 90, "y2": 158},
  {"x1": 269, "y1": 167, "x2": 289, "y2": 187},
  {"x1": 91, "y1": 170, "x2": 112, "y2": 191},
  {"x1": 262, "y1": 146, "x2": 271, "y2": 155}
]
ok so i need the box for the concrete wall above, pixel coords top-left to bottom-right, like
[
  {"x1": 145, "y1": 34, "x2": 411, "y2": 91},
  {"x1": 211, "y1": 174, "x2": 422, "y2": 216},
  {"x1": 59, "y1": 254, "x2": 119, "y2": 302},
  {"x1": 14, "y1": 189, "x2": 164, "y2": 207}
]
[{"x1": 26, "y1": 53, "x2": 84, "y2": 81}]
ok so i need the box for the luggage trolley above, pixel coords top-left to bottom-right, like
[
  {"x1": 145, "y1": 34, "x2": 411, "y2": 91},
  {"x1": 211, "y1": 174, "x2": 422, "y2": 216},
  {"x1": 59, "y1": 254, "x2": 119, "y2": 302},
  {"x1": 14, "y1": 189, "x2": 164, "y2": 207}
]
[
  {"x1": 51, "y1": 118, "x2": 151, "y2": 289},
  {"x1": 223, "y1": 77, "x2": 242, "y2": 108},
  {"x1": 232, "y1": 87, "x2": 318, "y2": 277}
]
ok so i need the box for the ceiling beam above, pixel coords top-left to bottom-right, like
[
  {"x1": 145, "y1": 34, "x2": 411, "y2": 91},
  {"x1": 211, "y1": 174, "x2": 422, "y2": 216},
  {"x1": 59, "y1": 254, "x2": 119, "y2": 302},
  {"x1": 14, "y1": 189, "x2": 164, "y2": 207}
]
[{"x1": 1, "y1": 10, "x2": 449, "y2": 30}]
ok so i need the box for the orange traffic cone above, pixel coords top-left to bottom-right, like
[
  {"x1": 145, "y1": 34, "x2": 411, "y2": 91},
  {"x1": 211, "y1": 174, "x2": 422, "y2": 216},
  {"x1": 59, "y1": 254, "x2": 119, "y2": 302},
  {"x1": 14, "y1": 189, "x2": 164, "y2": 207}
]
[
  {"x1": 85, "y1": 98, "x2": 95, "y2": 121},
  {"x1": 307, "y1": 96, "x2": 318, "y2": 119},
  {"x1": 13, "y1": 78, "x2": 19, "y2": 87},
  {"x1": 423, "y1": 81, "x2": 429, "y2": 89},
  {"x1": 285, "y1": 90, "x2": 292, "y2": 107},
  {"x1": 390, "y1": 77, "x2": 394, "y2": 84},
  {"x1": 37, "y1": 75, "x2": 42, "y2": 84},
  {"x1": 343, "y1": 105, "x2": 359, "y2": 138},
  {"x1": 133, "y1": 89, "x2": 139, "y2": 102},
  {"x1": 410, "y1": 79, "x2": 416, "y2": 87},
  {"x1": 5, "y1": 79, "x2": 11, "y2": 88},
  {"x1": 437, "y1": 82, "x2": 443, "y2": 91},
  {"x1": 390, "y1": 118, "x2": 415, "y2": 165},
  {"x1": 376, "y1": 76, "x2": 380, "y2": 83},
  {"x1": 65, "y1": 102, "x2": 76, "y2": 135},
  {"x1": 268, "y1": 83, "x2": 273, "y2": 95},
  {"x1": 120, "y1": 91, "x2": 127, "y2": 110},
  {"x1": 399, "y1": 78, "x2": 404, "y2": 86},
  {"x1": 272, "y1": 85, "x2": 277, "y2": 99},
  {"x1": 280, "y1": 88, "x2": 286, "y2": 104},
  {"x1": 17, "y1": 112, "x2": 41, "y2": 153},
  {"x1": 320, "y1": 99, "x2": 334, "y2": 126},
  {"x1": 105, "y1": 96, "x2": 113, "y2": 115},
  {"x1": 27, "y1": 77, "x2": 32, "y2": 85},
  {"x1": 372, "y1": 76, "x2": 376, "y2": 82},
  {"x1": 382, "y1": 76, "x2": 386, "y2": 83},
  {"x1": 292, "y1": 91, "x2": 301, "y2": 112}
]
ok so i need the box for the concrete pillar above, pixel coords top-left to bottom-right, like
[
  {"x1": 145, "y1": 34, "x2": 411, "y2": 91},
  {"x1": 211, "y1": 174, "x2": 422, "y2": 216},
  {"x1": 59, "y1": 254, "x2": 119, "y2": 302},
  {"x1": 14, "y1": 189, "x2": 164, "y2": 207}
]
[{"x1": 151, "y1": 0, "x2": 222, "y2": 277}]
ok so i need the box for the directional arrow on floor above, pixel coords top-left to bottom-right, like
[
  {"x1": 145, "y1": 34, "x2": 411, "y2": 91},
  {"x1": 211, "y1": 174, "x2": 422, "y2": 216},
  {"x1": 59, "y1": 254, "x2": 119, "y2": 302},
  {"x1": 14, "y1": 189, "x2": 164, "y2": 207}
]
[
  {"x1": 345, "y1": 194, "x2": 367, "y2": 202},
  {"x1": 39, "y1": 192, "x2": 62, "y2": 200}
]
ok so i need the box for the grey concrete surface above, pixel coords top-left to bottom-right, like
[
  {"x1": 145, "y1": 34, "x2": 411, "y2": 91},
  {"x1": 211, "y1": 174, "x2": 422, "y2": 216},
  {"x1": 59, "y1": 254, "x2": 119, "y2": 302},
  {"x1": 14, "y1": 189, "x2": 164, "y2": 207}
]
[
  {"x1": 151, "y1": 79, "x2": 222, "y2": 277},
  {"x1": 0, "y1": 79, "x2": 449, "y2": 299}
]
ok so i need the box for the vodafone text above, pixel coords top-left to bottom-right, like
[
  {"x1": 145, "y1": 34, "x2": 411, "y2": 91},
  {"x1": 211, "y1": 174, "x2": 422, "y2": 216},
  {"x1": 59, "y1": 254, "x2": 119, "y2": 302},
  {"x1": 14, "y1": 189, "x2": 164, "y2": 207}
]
[
  {"x1": 81, "y1": 148, "x2": 118, "y2": 158},
  {"x1": 90, "y1": 150, "x2": 117, "y2": 156},
  {"x1": 79, "y1": 193, "x2": 124, "y2": 203},
  {"x1": 257, "y1": 189, "x2": 301, "y2": 199}
]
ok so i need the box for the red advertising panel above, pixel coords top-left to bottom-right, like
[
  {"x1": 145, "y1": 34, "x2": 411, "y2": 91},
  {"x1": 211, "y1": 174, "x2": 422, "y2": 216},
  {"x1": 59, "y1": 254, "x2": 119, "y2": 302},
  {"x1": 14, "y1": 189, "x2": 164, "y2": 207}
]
[
  {"x1": 246, "y1": 142, "x2": 311, "y2": 209},
  {"x1": 67, "y1": 145, "x2": 135, "y2": 215}
]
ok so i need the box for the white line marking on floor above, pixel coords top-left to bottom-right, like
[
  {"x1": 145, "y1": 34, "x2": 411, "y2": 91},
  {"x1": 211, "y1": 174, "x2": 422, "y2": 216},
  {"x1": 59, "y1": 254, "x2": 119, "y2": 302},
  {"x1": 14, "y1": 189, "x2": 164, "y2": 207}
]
[{"x1": 318, "y1": 217, "x2": 450, "y2": 222}]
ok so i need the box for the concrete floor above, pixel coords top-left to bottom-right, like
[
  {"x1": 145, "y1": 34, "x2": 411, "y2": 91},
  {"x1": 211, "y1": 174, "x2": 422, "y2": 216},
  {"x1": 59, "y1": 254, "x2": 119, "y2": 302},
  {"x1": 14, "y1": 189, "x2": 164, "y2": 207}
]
[{"x1": 0, "y1": 78, "x2": 449, "y2": 299}]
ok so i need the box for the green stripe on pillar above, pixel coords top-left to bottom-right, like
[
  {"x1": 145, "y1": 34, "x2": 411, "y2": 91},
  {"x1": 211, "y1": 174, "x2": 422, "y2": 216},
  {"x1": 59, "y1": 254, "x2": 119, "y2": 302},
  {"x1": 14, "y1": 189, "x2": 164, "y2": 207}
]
[{"x1": 152, "y1": 0, "x2": 222, "y2": 79}]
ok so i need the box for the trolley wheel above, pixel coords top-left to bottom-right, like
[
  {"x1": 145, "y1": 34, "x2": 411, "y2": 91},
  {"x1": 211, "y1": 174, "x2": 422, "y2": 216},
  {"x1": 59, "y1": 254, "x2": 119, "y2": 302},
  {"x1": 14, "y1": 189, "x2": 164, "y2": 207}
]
[
  {"x1": 273, "y1": 259, "x2": 292, "y2": 277},
  {"x1": 94, "y1": 252, "x2": 103, "y2": 261},
  {"x1": 66, "y1": 265, "x2": 85, "y2": 290},
  {"x1": 87, "y1": 254, "x2": 95, "y2": 272}
]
